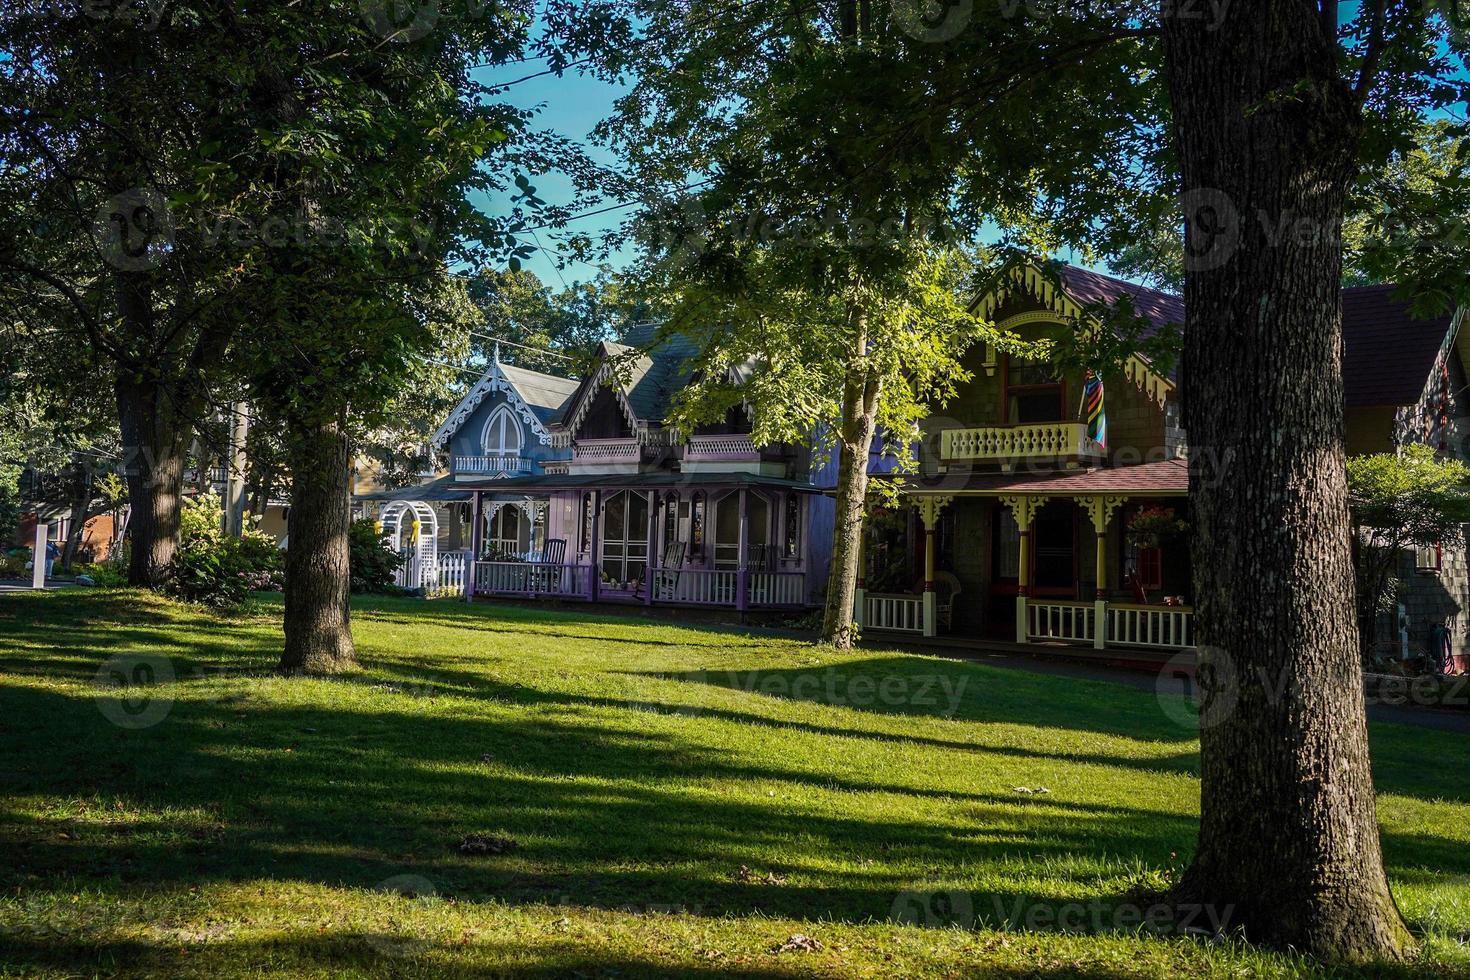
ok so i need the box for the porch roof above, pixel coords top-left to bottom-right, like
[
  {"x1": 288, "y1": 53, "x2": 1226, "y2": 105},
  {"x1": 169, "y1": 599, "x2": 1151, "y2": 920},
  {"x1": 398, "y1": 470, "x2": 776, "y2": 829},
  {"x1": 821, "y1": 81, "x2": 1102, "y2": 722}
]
[
  {"x1": 355, "y1": 475, "x2": 472, "y2": 503},
  {"x1": 893, "y1": 458, "x2": 1189, "y2": 497},
  {"x1": 454, "y1": 471, "x2": 826, "y2": 494}
]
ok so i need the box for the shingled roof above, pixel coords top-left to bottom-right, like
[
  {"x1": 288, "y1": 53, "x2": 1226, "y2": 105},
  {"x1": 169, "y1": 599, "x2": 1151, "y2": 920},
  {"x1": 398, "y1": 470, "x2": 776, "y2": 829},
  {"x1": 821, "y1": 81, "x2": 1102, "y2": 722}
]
[
  {"x1": 497, "y1": 362, "x2": 580, "y2": 425},
  {"x1": 1047, "y1": 265, "x2": 1458, "y2": 408},
  {"x1": 601, "y1": 322, "x2": 702, "y2": 424},
  {"x1": 1340, "y1": 285, "x2": 1456, "y2": 407}
]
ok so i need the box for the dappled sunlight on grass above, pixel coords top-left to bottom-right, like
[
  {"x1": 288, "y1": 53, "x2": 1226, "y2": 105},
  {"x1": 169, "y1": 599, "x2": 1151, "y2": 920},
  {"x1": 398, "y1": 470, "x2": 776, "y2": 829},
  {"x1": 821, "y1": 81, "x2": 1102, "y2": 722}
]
[{"x1": 0, "y1": 590, "x2": 1467, "y2": 976}]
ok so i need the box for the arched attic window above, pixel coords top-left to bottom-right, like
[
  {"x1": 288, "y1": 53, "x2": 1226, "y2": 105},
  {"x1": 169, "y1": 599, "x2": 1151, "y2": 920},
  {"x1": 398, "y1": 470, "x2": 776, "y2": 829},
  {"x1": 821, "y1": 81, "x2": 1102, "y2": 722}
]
[{"x1": 482, "y1": 405, "x2": 524, "y2": 457}]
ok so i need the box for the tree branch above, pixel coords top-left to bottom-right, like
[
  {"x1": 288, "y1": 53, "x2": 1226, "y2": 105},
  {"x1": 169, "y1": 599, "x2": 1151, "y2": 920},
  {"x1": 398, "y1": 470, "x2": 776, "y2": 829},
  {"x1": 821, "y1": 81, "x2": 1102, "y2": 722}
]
[{"x1": 1353, "y1": 0, "x2": 1389, "y2": 103}]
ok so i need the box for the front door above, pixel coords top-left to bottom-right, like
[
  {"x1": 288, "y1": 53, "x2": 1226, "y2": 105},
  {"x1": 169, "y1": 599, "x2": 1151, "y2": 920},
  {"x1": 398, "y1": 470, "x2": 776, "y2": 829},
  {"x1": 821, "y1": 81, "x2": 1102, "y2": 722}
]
[
  {"x1": 600, "y1": 491, "x2": 650, "y2": 594},
  {"x1": 1031, "y1": 501, "x2": 1077, "y2": 596}
]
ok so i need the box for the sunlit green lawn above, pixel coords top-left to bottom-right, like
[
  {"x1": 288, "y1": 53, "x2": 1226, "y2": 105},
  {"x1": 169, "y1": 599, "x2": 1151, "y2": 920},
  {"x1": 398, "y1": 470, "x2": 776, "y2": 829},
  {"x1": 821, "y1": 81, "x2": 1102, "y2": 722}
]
[{"x1": 1, "y1": 590, "x2": 1468, "y2": 977}]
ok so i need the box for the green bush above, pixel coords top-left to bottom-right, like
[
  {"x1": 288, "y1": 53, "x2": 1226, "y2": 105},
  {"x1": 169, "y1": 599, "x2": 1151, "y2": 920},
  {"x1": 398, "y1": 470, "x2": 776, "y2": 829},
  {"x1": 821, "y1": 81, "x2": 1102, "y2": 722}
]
[
  {"x1": 161, "y1": 493, "x2": 284, "y2": 607},
  {"x1": 73, "y1": 562, "x2": 127, "y2": 587},
  {"x1": 350, "y1": 518, "x2": 404, "y2": 593}
]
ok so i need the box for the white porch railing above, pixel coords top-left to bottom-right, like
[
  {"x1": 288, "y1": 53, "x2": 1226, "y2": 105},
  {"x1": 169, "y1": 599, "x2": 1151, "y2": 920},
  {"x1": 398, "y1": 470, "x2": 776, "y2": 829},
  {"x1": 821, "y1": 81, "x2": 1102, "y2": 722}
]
[
  {"x1": 939, "y1": 422, "x2": 1105, "y2": 463},
  {"x1": 1027, "y1": 601, "x2": 1096, "y2": 643},
  {"x1": 746, "y1": 570, "x2": 805, "y2": 606},
  {"x1": 474, "y1": 561, "x2": 590, "y2": 597},
  {"x1": 453, "y1": 455, "x2": 532, "y2": 476},
  {"x1": 1107, "y1": 603, "x2": 1194, "y2": 649},
  {"x1": 864, "y1": 593, "x2": 924, "y2": 632},
  {"x1": 655, "y1": 568, "x2": 739, "y2": 605}
]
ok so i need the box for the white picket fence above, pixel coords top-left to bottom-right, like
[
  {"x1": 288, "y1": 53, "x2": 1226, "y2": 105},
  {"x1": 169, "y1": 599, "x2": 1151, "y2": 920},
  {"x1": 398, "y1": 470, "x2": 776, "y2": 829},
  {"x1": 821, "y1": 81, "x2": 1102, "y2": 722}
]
[{"x1": 395, "y1": 551, "x2": 469, "y2": 597}]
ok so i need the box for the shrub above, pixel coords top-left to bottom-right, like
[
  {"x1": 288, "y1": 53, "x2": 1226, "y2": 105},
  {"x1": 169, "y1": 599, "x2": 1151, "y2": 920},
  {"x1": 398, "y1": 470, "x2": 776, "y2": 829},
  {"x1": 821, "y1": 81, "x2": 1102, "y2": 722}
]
[
  {"x1": 350, "y1": 518, "x2": 404, "y2": 593},
  {"x1": 161, "y1": 493, "x2": 284, "y2": 607},
  {"x1": 73, "y1": 562, "x2": 127, "y2": 587}
]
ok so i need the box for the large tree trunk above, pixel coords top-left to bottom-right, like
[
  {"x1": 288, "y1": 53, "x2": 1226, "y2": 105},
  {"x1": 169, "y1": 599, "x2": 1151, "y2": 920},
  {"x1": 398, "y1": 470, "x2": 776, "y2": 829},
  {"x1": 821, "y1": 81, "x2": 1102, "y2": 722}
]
[
  {"x1": 821, "y1": 315, "x2": 881, "y2": 648},
  {"x1": 1162, "y1": 3, "x2": 1410, "y2": 960},
  {"x1": 59, "y1": 462, "x2": 94, "y2": 571},
  {"x1": 280, "y1": 410, "x2": 356, "y2": 674},
  {"x1": 116, "y1": 368, "x2": 189, "y2": 588}
]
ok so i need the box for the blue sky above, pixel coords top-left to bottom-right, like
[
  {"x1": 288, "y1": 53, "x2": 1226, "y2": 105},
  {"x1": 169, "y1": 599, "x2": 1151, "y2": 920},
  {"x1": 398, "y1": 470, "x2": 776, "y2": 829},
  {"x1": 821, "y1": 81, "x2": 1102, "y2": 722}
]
[{"x1": 470, "y1": 62, "x2": 631, "y2": 288}]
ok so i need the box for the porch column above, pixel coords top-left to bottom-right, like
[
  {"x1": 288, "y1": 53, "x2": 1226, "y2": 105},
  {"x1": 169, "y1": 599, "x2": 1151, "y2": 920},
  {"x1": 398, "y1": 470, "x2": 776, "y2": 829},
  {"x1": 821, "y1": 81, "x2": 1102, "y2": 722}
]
[
  {"x1": 467, "y1": 493, "x2": 483, "y2": 602},
  {"x1": 588, "y1": 490, "x2": 601, "y2": 602},
  {"x1": 916, "y1": 496, "x2": 953, "y2": 638},
  {"x1": 736, "y1": 487, "x2": 749, "y2": 611},
  {"x1": 1000, "y1": 495, "x2": 1047, "y2": 644},
  {"x1": 644, "y1": 491, "x2": 657, "y2": 606},
  {"x1": 1083, "y1": 495, "x2": 1127, "y2": 649}
]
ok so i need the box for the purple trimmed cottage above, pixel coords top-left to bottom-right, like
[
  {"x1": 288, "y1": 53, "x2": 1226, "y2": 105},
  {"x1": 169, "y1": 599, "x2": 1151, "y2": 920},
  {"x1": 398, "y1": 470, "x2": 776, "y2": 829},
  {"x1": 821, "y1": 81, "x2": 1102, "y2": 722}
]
[{"x1": 389, "y1": 325, "x2": 828, "y2": 611}]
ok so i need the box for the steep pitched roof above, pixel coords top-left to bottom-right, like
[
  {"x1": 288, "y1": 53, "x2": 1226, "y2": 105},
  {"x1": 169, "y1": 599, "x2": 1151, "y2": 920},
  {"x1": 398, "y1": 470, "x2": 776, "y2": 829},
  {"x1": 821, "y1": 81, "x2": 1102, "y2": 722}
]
[
  {"x1": 1340, "y1": 285, "x2": 1457, "y2": 407},
  {"x1": 1024, "y1": 263, "x2": 1460, "y2": 409},
  {"x1": 559, "y1": 323, "x2": 702, "y2": 440},
  {"x1": 1056, "y1": 266, "x2": 1185, "y2": 342},
  {"x1": 496, "y1": 362, "x2": 580, "y2": 424},
  {"x1": 617, "y1": 321, "x2": 701, "y2": 422},
  {"x1": 431, "y1": 354, "x2": 580, "y2": 448}
]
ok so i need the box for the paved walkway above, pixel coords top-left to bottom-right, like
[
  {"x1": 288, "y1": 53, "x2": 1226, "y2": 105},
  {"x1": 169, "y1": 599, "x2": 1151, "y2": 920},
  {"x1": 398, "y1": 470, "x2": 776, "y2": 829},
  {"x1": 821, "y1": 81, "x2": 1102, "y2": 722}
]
[{"x1": 0, "y1": 580, "x2": 75, "y2": 593}]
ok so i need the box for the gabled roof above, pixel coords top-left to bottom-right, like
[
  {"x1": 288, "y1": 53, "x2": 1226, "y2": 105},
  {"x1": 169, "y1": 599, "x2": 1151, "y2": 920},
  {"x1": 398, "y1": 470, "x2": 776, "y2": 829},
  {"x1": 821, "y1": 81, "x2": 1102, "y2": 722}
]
[
  {"x1": 558, "y1": 322, "x2": 702, "y2": 442},
  {"x1": 432, "y1": 349, "x2": 579, "y2": 449},
  {"x1": 497, "y1": 362, "x2": 580, "y2": 424},
  {"x1": 1340, "y1": 285, "x2": 1458, "y2": 407},
  {"x1": 1056, "y1": 266, "x2": 1184, "y2": 345},
  {"x1": 987, "y1": 260, "x2": 1464, "y2": 411}
]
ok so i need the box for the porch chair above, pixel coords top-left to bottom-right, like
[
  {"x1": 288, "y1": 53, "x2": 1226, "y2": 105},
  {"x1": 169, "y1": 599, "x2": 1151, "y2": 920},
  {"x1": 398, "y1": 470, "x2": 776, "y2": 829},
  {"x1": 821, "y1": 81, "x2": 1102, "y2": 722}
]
[
  {"x1": 533, "y1": 538, "x2": 567, "y2": 593},
  {"x1": 920, "y1": 571, "x2": 961, "y2": 632},
  {"x1": 654, "y1": 539, "x2": 687, "y2": 601}
]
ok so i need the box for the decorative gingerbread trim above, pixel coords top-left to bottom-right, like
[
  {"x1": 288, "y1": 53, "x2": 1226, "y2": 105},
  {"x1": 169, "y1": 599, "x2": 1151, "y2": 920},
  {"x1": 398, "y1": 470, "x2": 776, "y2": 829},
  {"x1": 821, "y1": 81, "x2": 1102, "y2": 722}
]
[
  {"x1": 432, "y1": 357, "x2": 553, "y2": 449},
  {"x1": 1081, "y1": 494, "x2": 1128, "y2": 533}
]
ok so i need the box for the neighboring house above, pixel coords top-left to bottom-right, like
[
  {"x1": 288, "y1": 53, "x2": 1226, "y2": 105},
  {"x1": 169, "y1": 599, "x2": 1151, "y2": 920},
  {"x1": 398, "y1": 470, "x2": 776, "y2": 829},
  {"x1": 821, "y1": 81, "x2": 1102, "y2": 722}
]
[
  {"x1": 374, "y1": 330, "x2": 826, "y2": 608},
  {"x1": 1341, "y1": 287, "x2": 1470, "y2": 671},
  {"x1": 854, "y1": 262, "x2": 1470, "y2": 673}
]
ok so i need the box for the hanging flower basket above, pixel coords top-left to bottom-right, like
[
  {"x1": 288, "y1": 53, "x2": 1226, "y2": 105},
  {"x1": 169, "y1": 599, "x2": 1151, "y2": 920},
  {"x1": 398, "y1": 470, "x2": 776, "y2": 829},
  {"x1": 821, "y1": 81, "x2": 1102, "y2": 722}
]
[{"x1": 1125, "y1": 506, "x2": 1186, "y2": 548}]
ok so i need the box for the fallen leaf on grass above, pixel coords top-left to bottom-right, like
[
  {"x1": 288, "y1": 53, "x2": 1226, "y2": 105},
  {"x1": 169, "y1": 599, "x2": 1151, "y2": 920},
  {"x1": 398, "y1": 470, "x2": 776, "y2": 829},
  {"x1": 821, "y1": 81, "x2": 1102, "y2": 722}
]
[
  {"x1": 772, "y1": 933, "x2": 822, "y2": 953},
  {"x1": 458, "y1": 833, "x2": 517, "y2": 855}
]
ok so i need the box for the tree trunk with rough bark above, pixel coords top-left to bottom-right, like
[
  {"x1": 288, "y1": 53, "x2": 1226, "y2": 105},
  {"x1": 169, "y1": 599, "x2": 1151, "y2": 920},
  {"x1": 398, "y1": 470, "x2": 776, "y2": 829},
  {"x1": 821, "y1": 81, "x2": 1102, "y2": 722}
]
[
  {"x1": 59, "y1": 463, "x2": 94, "y2": 571},
  {"x1": 116, "y1": 367, "x2": 189, "y2": 588},
  {"x1": 280, "y1": 410, "x2": 356, "y2": 674},
  {"x1": 821, "y1": 315, "x2": 881, "y2": 648},
  {"x1": 1161, "y1": 1, "x2": 1411, "y2": 960}
]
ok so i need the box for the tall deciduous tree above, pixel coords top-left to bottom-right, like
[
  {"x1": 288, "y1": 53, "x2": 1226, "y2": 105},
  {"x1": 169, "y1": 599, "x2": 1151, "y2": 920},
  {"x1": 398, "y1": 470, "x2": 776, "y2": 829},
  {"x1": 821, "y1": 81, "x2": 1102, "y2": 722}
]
[
  {"x1": 213, "y1": 2, "x2": 538, "y2": 673},
  {"x1": 0, "y1": 2, "x2": 257, "y2": 585},
  {"x1": 1158, "y1": 0, "x2": 1454, "y2": 956},
  {"x1": 548, "y1": 0, "x2": 1154, "y2": 645}
]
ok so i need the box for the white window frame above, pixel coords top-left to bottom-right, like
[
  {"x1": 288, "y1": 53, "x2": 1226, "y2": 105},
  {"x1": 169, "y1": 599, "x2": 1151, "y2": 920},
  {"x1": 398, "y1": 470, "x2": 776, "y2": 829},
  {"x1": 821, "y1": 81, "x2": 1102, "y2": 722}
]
[{"x1": 481, "y1": 405, "x2": 524, "y2": 457}]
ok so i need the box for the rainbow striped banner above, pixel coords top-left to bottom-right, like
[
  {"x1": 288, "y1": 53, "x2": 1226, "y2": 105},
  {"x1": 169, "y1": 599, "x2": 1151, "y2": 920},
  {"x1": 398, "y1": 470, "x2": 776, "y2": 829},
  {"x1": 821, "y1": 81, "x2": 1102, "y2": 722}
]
[{"x1": 1082, "y1": 372, "x2": 1106, "y2": 449}]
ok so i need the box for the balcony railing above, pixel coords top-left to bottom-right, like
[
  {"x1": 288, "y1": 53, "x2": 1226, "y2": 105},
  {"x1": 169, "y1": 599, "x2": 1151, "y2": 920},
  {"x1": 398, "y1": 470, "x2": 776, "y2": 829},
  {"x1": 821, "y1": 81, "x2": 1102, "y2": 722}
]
[
  {"x1": 569, "y1": 438, "x2": 642, "y2": 465},
  {"x1": 454, "y1": 455, "x2": 533, "y2": 476},
  {"x1": 939, "y1": 422, "x2": 1105, "y2": 463},
  {"x1": 684, "y1": 434, "x2": 759, "y2": 460}
]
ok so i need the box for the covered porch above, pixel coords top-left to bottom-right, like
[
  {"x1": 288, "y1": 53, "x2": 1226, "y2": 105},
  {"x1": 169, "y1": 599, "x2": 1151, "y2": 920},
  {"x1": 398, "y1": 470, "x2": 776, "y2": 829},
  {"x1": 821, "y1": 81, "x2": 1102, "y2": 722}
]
[
  {"x1": 857, "y1": 460, "x2": 1195, "y2": 651},
  {"x1": 461, "y1": 473, "x2": 821, "y2": 611}
]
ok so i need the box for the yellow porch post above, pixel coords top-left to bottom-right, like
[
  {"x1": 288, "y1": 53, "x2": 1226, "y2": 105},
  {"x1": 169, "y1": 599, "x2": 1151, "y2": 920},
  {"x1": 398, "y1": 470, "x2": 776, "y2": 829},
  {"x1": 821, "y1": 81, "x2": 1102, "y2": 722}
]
[
  {"x1": 916, "y1": 496, "x2": 953, "y2": 638},
  {"x1": 1083, "y1": 495, "x2": 1128, "y2": 650},
  {"x1": 1000, "y1": 495, "x2": 1047, "y2": 644}
]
